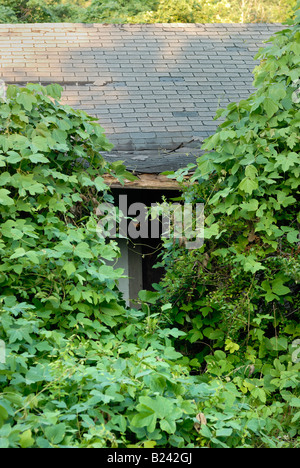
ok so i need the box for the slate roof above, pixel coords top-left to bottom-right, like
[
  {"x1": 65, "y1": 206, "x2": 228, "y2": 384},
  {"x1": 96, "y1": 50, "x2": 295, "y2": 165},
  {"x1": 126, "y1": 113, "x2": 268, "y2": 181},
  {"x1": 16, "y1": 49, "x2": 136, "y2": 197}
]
[{"x1": 0, "y1": 23, "x2": 284, "y2": 173}]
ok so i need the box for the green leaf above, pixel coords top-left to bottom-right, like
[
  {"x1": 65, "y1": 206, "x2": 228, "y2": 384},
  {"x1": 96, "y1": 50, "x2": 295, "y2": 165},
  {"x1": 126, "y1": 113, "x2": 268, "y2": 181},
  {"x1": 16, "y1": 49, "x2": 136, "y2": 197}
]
[
  {"x1": 238, "y1": 177, "x2": 258, "y2": 194},
  {"x1": 268, "y1": 83, "x2": 287, "y2": 101},
  {"x1": 290, "y1": 397, "x2": 300, "y2": 408},
  {"x1": 271, "y1": 278, "x2": 291, "y2": 296},
  {"x1": 269, "y1": 336, "x2": 288, "y2": 351},
  {"x1": 204, "y1": 223, "x2": 219, "y2": 239},
  {"x1": 164, "y1": 347, "x2": 182, "y2": 360},
  {"x1": 0, "y1": 188, "x2": 14, "y2": 206},
  {"x1": 287, "y1": 230, "x2": 299, "y2": 243},
  {"x1": 46, "y1": 83, "x2": 63, "y2": 100},
  {"x1": 7, "y1": 134, "x2": 29, "y2": 150},
  {"x1": 74, "y1": 242, "x2": 93, "y2": 259},
  {"x1": 94, "y1": 176, "x2": 107, "y2": 191},
  {"x1": 202, "y1": 132, "x2": 220, "y2": 151},
  {"x1": 131, "y1": 413, "x2": 157, "y2": 433},
  {"x1": 10, "y1": 248, "x2": 26, "y2": 259},
  {"x1": 6, "y1": 151, "x2": 22, "y2": 164},
  {"x1": 263, "y1": 97, "x2": 279, "y2": 118},
  {"x1": 252, "y1": 388, "x2": 266, "y2": 403},
  {"x1": 63, "y1": 262, "x2": 76, "y2": 276},
  {"x1": 31, "y1": 136, "x2": 50, "y2": 152},
  {"x1": 245, "y1": 165, "x2": 258, "y2": 179},
  {"x1": 45, "y1": 423, "x2": 66, "y2": 445},
  {"x1": 0, "y1": 404, "x2": 9, "y2": 427},
  {"x1": 241, "y1": 199, "x2": 259, "y2": 211},
  {"x1": 160, "y1": 418, "x2": 176, "y2": 434},
  {"x1": 275, "y1": 152, "x2": 299, "y2": 171},
  {"x1": 216, "y1": 428, "x2": 233, "y2": 438},
  {"x1": 19, "y1": 430, "x2": 34, "y2": 448},
  {"x1": 16, "y1": 92, "x2": 37, "y2": 111},
  {"x1": 138, "y1": 290, "x2": 160, "y2": 304},
  {"x1": 138, "y1": 396, "x2": 174, "y2": 420},
  {"x1": 225, "y1": 339, "x2": 240, "y2": 354},
  {"x1": 25, "y1": 364, "x2": 52, "y2": 383},
  {"x1": 200, "y1": 424, "x2": 212, "y2": 439},
  {"x1": 0, "y1": 172, "x2": 11, "y2": 186},
  {"x1": 28, "y1": 153, "x2": 50, "y2": 164}
]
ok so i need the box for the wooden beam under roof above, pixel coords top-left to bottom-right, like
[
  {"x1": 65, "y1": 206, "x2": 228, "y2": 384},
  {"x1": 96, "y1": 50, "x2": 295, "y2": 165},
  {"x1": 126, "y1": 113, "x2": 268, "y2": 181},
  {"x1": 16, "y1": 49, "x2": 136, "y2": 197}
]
[{"x1": 103, "y1": 173, "x2": 191, "y2": 190}]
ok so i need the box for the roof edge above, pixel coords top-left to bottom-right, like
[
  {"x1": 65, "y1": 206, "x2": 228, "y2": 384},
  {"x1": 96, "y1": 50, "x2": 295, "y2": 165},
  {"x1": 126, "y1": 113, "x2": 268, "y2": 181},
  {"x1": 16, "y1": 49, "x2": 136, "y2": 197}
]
[{"x1": 0, "y1": 22, "x2": 284, "y2": 28}]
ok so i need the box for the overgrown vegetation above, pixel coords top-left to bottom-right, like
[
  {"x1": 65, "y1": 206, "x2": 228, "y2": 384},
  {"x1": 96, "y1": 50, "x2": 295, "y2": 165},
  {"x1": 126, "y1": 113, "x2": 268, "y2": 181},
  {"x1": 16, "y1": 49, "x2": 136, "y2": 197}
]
[
  {"x1": 150, "y1": 5, "x2": 300, "y2": 446},
  {"x1": 0, "y1": 4, "x2": 299, "y2": 450},
  {"x1": 0, "y1": 0, "x2": 298, "y2": 24},
  {"x1": 0, "y1": 82, "x2": 199, "y2": 448}
]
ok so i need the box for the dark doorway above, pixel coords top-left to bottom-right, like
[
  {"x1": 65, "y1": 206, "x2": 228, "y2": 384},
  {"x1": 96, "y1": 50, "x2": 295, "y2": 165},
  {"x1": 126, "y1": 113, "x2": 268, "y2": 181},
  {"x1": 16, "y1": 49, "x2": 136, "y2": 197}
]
[{"x1": 111, "y1": 187, "x2": 181, "y2": 296}]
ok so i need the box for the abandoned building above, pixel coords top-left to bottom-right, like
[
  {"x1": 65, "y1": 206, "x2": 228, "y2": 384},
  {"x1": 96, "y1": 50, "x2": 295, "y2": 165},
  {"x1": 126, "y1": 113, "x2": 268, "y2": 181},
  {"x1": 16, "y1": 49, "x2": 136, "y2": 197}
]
[{"x1": 0, "y1": 22, "x2": 284, "y2": 305}]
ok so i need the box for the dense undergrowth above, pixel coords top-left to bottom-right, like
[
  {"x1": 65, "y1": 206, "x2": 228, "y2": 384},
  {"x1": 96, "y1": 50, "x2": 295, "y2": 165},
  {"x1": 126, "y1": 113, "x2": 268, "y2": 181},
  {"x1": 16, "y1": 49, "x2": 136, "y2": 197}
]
[
  {"x1": 0, "y1": 0, "x2": 297, "y2": 25},
  {"x1": 0, "y1": 7, "x2": 299, "y2": 449}
]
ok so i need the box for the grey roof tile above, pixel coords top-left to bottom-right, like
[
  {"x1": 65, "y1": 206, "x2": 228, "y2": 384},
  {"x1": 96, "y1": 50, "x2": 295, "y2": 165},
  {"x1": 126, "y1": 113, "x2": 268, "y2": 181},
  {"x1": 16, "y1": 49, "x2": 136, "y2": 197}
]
[{"x1": 0, "y1": 22, "x2": 284, "y2": 173}]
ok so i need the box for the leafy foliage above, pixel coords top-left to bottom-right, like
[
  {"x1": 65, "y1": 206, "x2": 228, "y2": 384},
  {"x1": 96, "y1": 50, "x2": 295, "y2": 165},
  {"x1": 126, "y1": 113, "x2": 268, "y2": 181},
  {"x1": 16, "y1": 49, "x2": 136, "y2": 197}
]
[
  {"x1": 0, "y1": 83, "x2": 130, "y2": 333},
  {"x1": 81, "y1": 0, "x2": 158, "y2": 24},
  {"x1": 0, "y1": 83, "x2": 200, "y2": 448},
  {"x1": 0, "y1": 6, "x2": 300, "y2": 450},
  {"x1": 157, "y1": 2, "x2": 300, "y2": 358},
  {"x1": 0, "y1": 0, "x2": 297, "y2": 24},
  {"x1": 148, "y1": 5, "x2": 300, "y2": 447},
  {"x1": 0, "y1": 0, "x2": 83, "y2": 23}
]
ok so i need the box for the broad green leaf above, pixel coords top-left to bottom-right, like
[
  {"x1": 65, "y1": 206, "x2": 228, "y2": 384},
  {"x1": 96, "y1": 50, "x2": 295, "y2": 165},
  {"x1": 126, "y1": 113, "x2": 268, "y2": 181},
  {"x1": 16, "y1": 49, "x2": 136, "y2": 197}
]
[
  {"x1": 137, "y1": 396, "x2": 174, "y2": 420},
  {"x1": 238, "y1": 177, "x2": 258, "y2": 194},
  {"x1": 268, "y1": 83, "x2": 287, "y2": 101},
  {"x1": 28, "y1": 153, "x2": 50, "y2": 164},
  {"x1": 164, "y1": 347, "x2": 182, "y2": 360},
  {"x1": 225, "y1": 339, "x2": 240, "y2": 354},
  {"x1": 101, "y1": 302, "x2": 126, "y2": 316},
  {"x1": 7, "y1": 134, "x2": 29, "y2": 150},
  {"x1": 131, "y1": 413, "x2": 157, "y2": 433},
  {"x1": 0, "y1": 404, "x2": 9, "y2": 427},
  {"x1": 10, "y1": 248, "x2": 26, "y2": 259},
  {"x1": 31, "y1": 136, "x2": 50, "y2": 152},
  {"x1": 263, "y1": 97, "x2": 279, "y2": 118},
  {"x1": 275, "y1": 152, "x2": 299, "y2": 171},
  {"x1": 46, "y1": 83, "x2": 63, "y2": 100},
  {"x1": 74, "y1": 242, "x2": 93, "y2": 259},
  {"x1": 287, "y1": 230, "x2": 299, "y2": 243},
  {"x1": 63, "y1": 262, "x2": 76, "y2": 276},
  {"x1": 241, "y1": 199, "x2": 259, "y2": 211},
  {"x1": 216, "y1": 428, "x2": 233, "y2": 438},
  {"x1": 19, "y1": 430, "x2": 34, "y2": 448},
  {"x1": 16, "y1": 92, "x2": 37, "y2": 111},
  {"x1": 52, "y1": 128, "x2": 67, "y2": 144},
  {"x1": 245, "y1": 165, "x2": 258, "y2": 179},
  {"x1": 0, "y1": 188, "x2": 14, "y2": 206},
  {"x1": 205, "y1": 223, "x2": 219, "y2": 239},
  {"x1": 202, "y1": 132, "x2": 220, "y2": 151},
  {"x1": 94, "y1": 176, "x2": 107, "y2": 191},
  {"x1": 138, "y1": 290, "x2": 160, "y2": 304},
  {"x1": 45, "y1": 423, "x2": 66, "y2": 445},
  {"x1": 269, "y1": 336, "x2": 288, "y2": 351},
  {"x1": 0, "y1": 172, "x2": 11, "y2": 186},
  {"x1": 290, "y1": 397, "x2": 300, "y2": 408},
  {"x1": 271, "y1": 278, "x2": 291, "y2": 296},
  {"x1": 160, "y1": 418, "x2": 176, "y2": 434},
  {"x1": 6, "y1": 151, "x2": 22, "y2": 164}
]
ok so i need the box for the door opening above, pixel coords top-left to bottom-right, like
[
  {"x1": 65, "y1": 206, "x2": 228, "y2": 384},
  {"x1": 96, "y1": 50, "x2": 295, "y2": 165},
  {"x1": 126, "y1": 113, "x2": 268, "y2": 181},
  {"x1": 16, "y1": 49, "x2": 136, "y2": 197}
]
[{"x1": 110, "y1": 187, "x2": 181, "y2": 307}]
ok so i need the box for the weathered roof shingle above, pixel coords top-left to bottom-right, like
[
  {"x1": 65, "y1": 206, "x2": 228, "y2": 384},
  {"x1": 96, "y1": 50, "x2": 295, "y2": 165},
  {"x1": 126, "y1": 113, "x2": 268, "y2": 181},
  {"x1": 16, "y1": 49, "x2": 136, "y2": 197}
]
[{"x1": 0, "y1": 23, "x2": 284, "y2": 172}]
